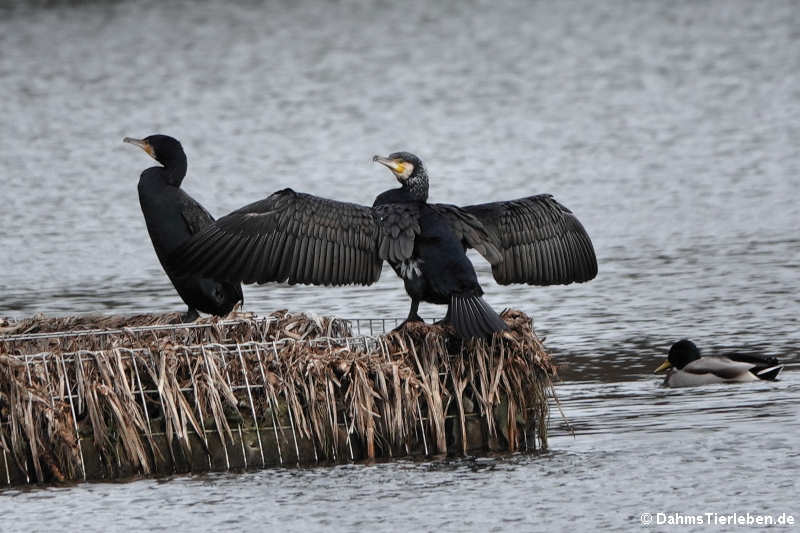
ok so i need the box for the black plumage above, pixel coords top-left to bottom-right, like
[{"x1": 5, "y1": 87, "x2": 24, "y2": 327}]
[
  {"x1": 170, "y1": 152, "x2": 597, "y2": 338},
  {"x1": 123, "y1": 134, "x2": 243, "y2": 321},
  {"x1": 463, "y1": 195, "x2": 597, "y2": 285}
]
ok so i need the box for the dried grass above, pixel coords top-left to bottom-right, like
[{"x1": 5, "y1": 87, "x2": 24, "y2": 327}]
[
  {"x1": 0, "y1": 309, "x2": 555, "y2": 484},
  {"x1": 0, "y1": 310, "x2": 351, "y2": 356}
]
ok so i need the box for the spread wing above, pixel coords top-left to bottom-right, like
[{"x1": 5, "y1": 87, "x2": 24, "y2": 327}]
[
  {"x1": 178, "y1": 191, "x2": 216, "y2": 235},
  {"x1": 170, "y1": 188, "x2": 383, "y2": 286},
  {"x1": 428, "y1": 204, "x2": 503, "y2": 265},
  {"x1": 463, "y1": 195, "x2": 597, "y2": 285}
]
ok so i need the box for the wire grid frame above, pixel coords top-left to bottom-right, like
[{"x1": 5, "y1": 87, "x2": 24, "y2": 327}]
[
  {"x1": 0, "y1": 319, "x2": 467, "y2": 484},
  {"x1": 0, "y1": 316, "x2": 402, "y2": 346},
  {"x1": 2, "y1": 334, "x2": 384, "y2": 474},
  {"x1": 1, "y1": 316, "x2": 538, "y2": 485}
]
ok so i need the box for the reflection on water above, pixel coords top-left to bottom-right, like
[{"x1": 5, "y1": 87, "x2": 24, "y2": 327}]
[{"x1": 1, "y1": 0, "x2": 799, "y2": 530}]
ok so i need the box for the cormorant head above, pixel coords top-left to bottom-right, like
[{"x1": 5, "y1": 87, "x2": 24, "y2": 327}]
[
  {"x1": 654, "y1": 339, "x2": 701, "y2": 372},
  {"x1": 124, "y1": 134, "x2": 187, "y2": 186},
  {"x1": 373, "y1": 152, "x2": 429, "y2": 201}
]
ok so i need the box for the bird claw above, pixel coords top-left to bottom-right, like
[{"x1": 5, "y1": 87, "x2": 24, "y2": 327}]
[
  {"x1": 178, "y1": 309, "x2": 200, "y2": 323},
  {"x1": 393, "y1": 314, "x2": 425, "y2": 332}
]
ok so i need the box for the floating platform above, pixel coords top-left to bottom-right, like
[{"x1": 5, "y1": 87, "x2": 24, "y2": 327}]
[{"x1": 0, "y1": 310, "x2": 555, "y2": 486}]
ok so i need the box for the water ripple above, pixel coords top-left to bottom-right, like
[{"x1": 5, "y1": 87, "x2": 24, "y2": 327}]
[{"x1": 1, "y1": 1, "x2": 799, "y2": 531}]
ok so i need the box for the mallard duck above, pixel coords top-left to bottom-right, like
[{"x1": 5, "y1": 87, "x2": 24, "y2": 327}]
[{"x1": 654, "y1": 339, "x2": 784, "y2": 388}]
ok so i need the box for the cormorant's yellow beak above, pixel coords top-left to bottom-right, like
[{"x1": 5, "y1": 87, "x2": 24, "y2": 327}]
[
  {"x1": 373, "y1": 155, "x2": 407, "y2": 177},
  {"x1": 124, "y1": 137, "x2": 155, "y2": 159},
  {"x1": 654, "y1": 360, "x2": 672, "y2": 373}
]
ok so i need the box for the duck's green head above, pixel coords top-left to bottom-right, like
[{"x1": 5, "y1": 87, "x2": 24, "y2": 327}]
[{"x1": 655, "y1": 339, "x2": 701, "y2": 372}]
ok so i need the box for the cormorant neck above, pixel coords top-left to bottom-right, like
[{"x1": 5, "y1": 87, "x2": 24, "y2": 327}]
[
  {"x1": 403, "y1": 170, "x2": 429, "y2": 202},
  {"x1": 161, "y1": 151, "x2": 187, "y2": 187}
]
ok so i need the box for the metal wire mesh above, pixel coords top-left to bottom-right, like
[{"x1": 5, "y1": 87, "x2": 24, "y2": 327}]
[
  {"x1": 1, "y1": 319, "x2": 436, "y2": 482},
  {"x1": 1, "y1": 313, "x2": 549, "y2": 485},
  {"x1": 0, "y1": 316, "x2": 401, "y2": 344}
]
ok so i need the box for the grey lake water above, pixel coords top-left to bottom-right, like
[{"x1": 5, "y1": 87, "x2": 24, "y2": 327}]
[{"x1": 1, "y1": 0, "x2": 799, "y2": 531}]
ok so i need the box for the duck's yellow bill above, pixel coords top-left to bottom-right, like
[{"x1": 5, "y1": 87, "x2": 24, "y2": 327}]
[{"x1": 654, "y1": 360, "x2": 672, "y2": 373}]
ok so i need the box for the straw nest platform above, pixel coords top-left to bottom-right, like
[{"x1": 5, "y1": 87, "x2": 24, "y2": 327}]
[{"x1": 0, "y1": 309, "x2": 556, "y2": 486}]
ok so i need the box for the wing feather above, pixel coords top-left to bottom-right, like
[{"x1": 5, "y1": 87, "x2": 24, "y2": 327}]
[
  {"x1": 169, "y1": 188, "x2": 383, "y2": 286},
  {"x1": 428, "y1": 204, "x2": 502, "y2": 264},
  {"x1": 243, "y1": 234, "x2": 268, "y2": 284},
  {"x1": 322, "y1": 241, "x2": 333, "y2": 285},
  {"x1": 178, "y1": 191, "x2": 215, "y2": 236},
  {"x1": 309, "y1": 238, "x2": 321, "y2": 282},
  {"x1": 463, "y1": 194, "x2": 598, "y2": 285},
  {"x1": 373, "y1": 203, "x2": 423, "y2": 264}
]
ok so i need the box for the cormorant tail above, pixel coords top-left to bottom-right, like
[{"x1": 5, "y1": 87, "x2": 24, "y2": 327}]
[{"x1": 446, "y1": 295, "x2": 508, "y2": 340}]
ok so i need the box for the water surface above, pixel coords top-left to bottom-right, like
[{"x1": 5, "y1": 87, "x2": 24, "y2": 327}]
[
  {"x1": 1, "y1": 372, "x2": 798, "y2": 532},
  {"x1": 1, "y1": 0, "x2": 799, "y2": 531}
]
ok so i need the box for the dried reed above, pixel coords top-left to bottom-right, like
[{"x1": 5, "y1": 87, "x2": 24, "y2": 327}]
[{"x1": 0, "y1": 309, "x2": 555, "y2": 485}]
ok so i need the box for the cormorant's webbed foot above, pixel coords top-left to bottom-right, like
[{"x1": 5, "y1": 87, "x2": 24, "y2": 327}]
[
  {"x1": 181, "y1": 308, "x2": 200, "y2": 323},
  {"x1": 393, "y1": 308, "x2": 424, "y2": 332}
]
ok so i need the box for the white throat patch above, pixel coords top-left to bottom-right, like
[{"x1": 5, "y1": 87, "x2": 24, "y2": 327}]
[{"x1": 397, "y1": 162, "x2": 414, "y2": 181}]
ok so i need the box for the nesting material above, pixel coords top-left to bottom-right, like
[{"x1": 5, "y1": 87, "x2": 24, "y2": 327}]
[
  {"x1": 0, "y1": 310, "x2": 352, "y2": 354},
  {"x1": 0, "y1": 309, "x2": 555, "y2": 485}
]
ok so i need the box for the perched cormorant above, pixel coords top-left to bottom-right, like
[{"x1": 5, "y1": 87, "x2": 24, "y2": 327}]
[
  {"x1": 654, "y1": 339, "x2": 784, "y2": 387},
  {"x1": 123, "y1": 134, "x2": 243, "y2": 321},
  {"x1": 169, "y1": 152, "x2": 597, "y2": 338},
  {"x1": 370, "y1": 153, "x2": 508, "y2": 337}
]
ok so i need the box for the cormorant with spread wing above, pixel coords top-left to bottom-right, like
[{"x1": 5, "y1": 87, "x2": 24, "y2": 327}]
[
  {"x1": 124, "y1": 134, "x2": 243, "y2": 321},
  {"x1": 170, "y1": 152, "x2": 597, "y2": 338}
]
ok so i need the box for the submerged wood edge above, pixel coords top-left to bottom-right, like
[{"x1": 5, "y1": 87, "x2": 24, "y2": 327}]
[{"x1": 0, "y1": 309, "x2": 556, "y2": 486}]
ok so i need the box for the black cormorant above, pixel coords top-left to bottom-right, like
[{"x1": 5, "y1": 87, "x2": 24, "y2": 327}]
[
  {"x1": 654, "y1": 339, "x2": 784, "y2": 387},
  {"x1": 123, "y1": 134, "x2": 243, "y2": 321},
  {"x1": 169, "y1": 152, "x2": 597, "y2": 338}
]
